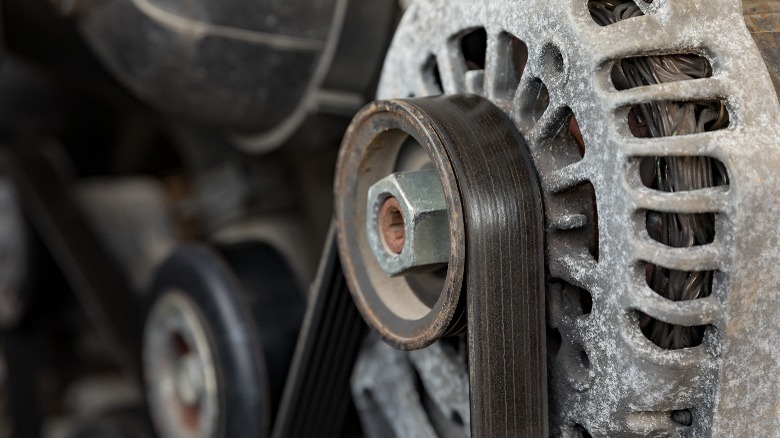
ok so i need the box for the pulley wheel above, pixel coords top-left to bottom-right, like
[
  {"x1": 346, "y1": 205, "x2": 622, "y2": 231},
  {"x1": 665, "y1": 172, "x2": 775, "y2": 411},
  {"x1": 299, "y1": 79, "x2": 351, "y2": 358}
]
[
  {"x1": 335, "y1": 95, "x2": 544, "y2": 356},
  {"x1": 142, "y1": 243, "x2": 304, "y2": 438},
  {"x1": 335, "y1": 98, "x2": 465, "y2": 350}
]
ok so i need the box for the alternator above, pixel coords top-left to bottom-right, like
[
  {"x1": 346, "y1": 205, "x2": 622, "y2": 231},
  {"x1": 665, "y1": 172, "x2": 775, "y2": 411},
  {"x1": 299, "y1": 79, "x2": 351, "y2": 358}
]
[{"x1": 345, "y1": 0, "x2": 780, "y2": 435}]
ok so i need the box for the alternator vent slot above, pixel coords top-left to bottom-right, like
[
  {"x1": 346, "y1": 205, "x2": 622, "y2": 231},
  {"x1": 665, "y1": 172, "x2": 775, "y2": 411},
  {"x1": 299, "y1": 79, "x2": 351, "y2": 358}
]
[
  {"x1": 423, "y1": 54, "x2": 444, "y2": 94},
  {"x1": 569, "y1": 113, "x2": 586, "y2": 159},
  {"x1": 637, "y1": 310, "x2": 709, "y2": 350},
  {"x1": 612, "y1": 54, "x2": 712, "y2": 91},
  {"x1": 639, "y1": 156, "x2": 729, "y2": 190},
  {"x1": 645, "y1": 211, "x2": 716, "y2": 247},
  {"x1": 645, "y1": 265, "x2": 715, "y2": 302},
  {"x1": 537, "y1": 107, "x2": 586, "y2": 174},
  {"x1": 547, "y1": 325, "x2": 563, "y2": 360},
  {"x1": 491, "y1": 32, "x2": 528, "y2": 96},
  {"x1": 588, "y1": 0, "x2": 644, "y2": 27},
  {"x1": 627, "y1": 99, "x2": 729, "y2": 138},
  {"x1": 518, "y1": 78, "x2": 550, "y2": 129},
  {"x1": 548, "y1": 279, "x2": 593, "y2": 322},
  {"x1": 671, "y1": 409, "x2": 693, "y2": 426},
  {"x1": 459, "y1": 28, "x2": 487, "y2": 70},
  {"x1": 558, "y1": 341, "x2": 592, "y2": 390},
  {"x1": 568, "y1": 282, "x2": 593, "y2": 315},
  {"x1": 573, "y1": 423, "x2": 594, "y2": 437}
]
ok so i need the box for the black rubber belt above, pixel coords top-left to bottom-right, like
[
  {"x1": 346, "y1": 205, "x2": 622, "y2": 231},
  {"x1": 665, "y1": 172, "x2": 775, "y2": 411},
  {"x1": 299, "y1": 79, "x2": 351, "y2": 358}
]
[
  {"x1": 411, "y1": 96, "x2": 548, "y2": 436},
  {"x1": 272, "y1": 227, "x2": 367, "y2": 438}
]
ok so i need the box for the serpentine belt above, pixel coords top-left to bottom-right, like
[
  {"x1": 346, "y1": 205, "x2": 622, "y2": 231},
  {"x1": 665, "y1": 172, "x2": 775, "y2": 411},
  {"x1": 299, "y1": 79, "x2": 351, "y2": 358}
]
[
  {"x1": 272, "y1": 227, "x2": 367, "y2": 438},
  {"x1": 409, "y1": 96, "x2": 547, "y2": 436}
]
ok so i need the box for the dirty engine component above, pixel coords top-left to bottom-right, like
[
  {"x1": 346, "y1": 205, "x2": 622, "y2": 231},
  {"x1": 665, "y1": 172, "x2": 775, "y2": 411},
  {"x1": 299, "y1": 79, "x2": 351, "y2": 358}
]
[
  {"x1": 143, "y1": 243, "x2": 305, "y2": 437},
  {"x1": 349, "y1": 0, "x2": 780, "y2": 436},
  {"x1": 336, "y1": 95, "x2": 547, "y2": 435},
  {"x1": 66, "y1": 0, "x2": 396, "y2": 150}
]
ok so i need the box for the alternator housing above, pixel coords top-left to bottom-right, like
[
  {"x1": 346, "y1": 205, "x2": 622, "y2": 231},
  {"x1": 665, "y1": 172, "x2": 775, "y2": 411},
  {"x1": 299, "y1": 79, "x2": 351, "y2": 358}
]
[{"x1": 371, "y1": 0, "x2": 780, "y2": 435}]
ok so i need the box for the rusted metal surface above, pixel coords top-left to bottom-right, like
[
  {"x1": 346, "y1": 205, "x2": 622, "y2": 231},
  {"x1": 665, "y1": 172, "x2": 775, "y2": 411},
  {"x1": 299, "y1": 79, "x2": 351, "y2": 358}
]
[{"x1": 335, "y1": 99, "x2": 467, "y2": 350}]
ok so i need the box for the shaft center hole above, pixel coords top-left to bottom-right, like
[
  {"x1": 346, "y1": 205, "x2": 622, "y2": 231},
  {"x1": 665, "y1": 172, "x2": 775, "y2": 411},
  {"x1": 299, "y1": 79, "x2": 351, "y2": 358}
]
[{"x1": 380, "y1": 196, "x2": 406, "y2": 254}]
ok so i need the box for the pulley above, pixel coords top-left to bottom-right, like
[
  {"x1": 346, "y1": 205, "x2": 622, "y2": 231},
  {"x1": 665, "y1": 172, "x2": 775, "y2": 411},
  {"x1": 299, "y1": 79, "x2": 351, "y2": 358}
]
[
  {"x1": 142, "y1": 243, "x2": 305, "y2": 438},
  {"x1": 335, "y1": 95, "x2": 547, "y2": 435}
]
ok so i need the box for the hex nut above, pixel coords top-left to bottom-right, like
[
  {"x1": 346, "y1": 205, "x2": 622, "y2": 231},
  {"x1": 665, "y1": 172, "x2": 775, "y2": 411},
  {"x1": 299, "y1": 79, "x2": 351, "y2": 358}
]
[{"x1": 366, "y1": 169, "x2": 450, "y2": 276}]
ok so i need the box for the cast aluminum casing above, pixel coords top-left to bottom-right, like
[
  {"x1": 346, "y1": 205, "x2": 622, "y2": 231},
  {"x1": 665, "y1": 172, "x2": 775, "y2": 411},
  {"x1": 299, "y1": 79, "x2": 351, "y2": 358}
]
[{"x1": 355, "y1": 0, "x2": 780, "y2": 435}]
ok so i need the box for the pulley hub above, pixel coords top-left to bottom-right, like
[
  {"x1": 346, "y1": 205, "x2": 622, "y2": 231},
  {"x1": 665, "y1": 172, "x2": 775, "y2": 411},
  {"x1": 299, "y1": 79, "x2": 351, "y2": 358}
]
[{"x1": 336, "y1": 94, "x2": 543, "y2": 341}]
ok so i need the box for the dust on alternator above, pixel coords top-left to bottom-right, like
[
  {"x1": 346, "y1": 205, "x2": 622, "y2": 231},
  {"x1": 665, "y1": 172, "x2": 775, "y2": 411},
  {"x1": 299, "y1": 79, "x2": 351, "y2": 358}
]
[{"x1": 345, "y1": 0, "x2": 780, "y2": 436}]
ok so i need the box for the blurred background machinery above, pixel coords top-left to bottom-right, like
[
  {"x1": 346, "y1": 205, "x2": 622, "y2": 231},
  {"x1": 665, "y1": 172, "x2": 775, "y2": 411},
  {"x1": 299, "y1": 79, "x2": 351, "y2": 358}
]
[{"x1": 0, "y1": 0, "x2": 396, "y2": 436}]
